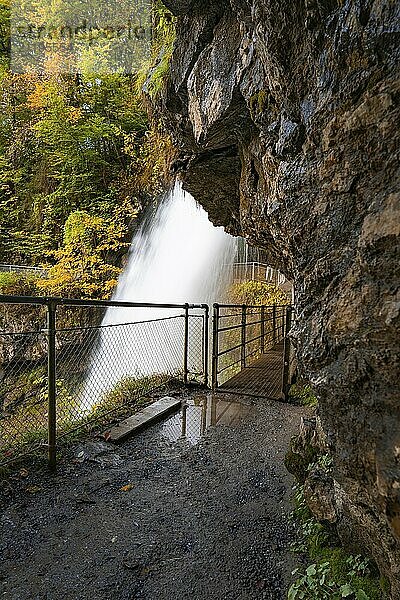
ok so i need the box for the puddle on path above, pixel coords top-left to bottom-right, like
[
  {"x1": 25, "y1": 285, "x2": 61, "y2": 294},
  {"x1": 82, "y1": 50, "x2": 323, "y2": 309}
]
[{"x1": 160, "y1": 394, "x2": 253, "y2": 445}]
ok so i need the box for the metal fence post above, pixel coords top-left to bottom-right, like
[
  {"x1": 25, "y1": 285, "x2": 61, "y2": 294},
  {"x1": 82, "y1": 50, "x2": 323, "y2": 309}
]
[
  {"x1": 47, "y1": 300, "x2": 57, "y2": 471},
  {"x1": 241, "y1": 304, "x2": 247, "y2": 369},
  {"x1": 281, "y1": 306, "x2": 293, "y2": 400},
  {"x1": 183, "y1": 303, "x2": 189, "y2": 385},
  {"x1": 201, "y1": 395, "x2": 207, "y2": 434},
  {"x1": 212, "y1": 304, "x2": 219, "y2": 390},
  {"x1": 261, "y1": 305, "x2": 265, "y2": 353},
  {"x1": 272, "y1": 304, "x2": 277, "y2": 345},
  {"x1": 203, "y1": 305, "x2": 209, "y2": 387},
  {"x1": 181, "y1": 400, "x2": 187, "y2": 437},
  {"x1": 282, "y1": 307, "x2": 285, "y2": 340}
]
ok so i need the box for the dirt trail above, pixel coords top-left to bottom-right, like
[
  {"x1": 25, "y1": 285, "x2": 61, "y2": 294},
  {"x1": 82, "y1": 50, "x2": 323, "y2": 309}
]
[{"x1": 0, "y1": 393, "x2": 305, "y2": 600}]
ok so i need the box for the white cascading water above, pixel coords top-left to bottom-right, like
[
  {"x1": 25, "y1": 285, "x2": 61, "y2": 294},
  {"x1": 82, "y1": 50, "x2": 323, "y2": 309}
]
[
  {"x1": 106, "y1": 180, "x2": 236, "y2": 307},
  {"x1": 81, "y1": 181, "x2": 237, "y2": 407}
]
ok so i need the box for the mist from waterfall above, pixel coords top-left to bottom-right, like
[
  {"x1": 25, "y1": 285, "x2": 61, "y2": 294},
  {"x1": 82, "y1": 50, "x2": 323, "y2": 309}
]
[{"x1": 81, "y1": 181, "x2": 237, "y2": 406}]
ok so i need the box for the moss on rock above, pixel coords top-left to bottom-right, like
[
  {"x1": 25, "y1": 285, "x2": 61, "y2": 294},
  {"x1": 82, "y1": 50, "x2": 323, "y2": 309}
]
[{"x1": 284, "y1": 435, "x2": 318, "y2": 484}]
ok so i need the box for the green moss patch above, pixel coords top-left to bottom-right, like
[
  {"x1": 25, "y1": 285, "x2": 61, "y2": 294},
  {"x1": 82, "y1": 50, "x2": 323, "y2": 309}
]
[
  {"x1": 285, "y1": 436, "x2": 319, "y2": 484},
  {"x1": 288, "y1": 383, "x2": 318, "y2": 407}
]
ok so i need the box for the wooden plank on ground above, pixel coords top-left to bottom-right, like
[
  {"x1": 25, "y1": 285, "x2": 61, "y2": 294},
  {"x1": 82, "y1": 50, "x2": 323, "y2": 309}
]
[{"x1": 105, "y1": 396, "x2": 181, "y2": 443}]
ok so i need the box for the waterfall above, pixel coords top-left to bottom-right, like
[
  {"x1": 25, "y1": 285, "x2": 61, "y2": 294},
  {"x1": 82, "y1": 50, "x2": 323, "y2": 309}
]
[
  {"x1": 80, "y1": 181, "x2": 237, "y2": 408},
  {"x1": 104, "y1": 180, "x2": 236, "y2": 309}
]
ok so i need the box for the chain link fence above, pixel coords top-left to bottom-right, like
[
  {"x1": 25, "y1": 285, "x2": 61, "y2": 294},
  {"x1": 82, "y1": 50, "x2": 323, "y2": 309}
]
[
  {"x1": 0, "y1": 301, "x2": 48, "y2": 463},
  {"x1": 0, "y1": 296, "x2": 208, "y2": 468}
]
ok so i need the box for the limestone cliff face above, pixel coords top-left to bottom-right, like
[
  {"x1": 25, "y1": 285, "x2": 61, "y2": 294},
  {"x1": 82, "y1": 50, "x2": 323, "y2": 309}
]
[{"x1": 156, "y1": 0, "x2": 400, "y2": 593}]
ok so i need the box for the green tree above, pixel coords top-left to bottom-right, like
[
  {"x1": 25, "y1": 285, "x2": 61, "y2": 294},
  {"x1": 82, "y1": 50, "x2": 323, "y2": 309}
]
[
  {"x1": 0, "y1": 1, "x2": 175, "y2": 289},
  {"x1": 0, "y1": 68, "x2": 149, "y2": 263}
]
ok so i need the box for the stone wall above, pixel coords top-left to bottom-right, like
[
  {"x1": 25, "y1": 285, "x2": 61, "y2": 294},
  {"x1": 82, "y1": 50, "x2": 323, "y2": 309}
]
[{"x1": 155, "y1": 0, "x2": 400, "y2": 594}]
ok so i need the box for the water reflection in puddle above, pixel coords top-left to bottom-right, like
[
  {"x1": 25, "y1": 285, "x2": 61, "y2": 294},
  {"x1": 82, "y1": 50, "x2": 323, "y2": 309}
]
[{"x1": 160, "y1": 394, "x2": 252, "y2": 445}]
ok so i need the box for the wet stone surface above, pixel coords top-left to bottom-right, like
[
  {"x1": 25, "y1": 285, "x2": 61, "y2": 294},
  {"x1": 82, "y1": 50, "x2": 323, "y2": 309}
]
[{"x1": 0, "y1": 393, "x2": 306, "y2": 600}]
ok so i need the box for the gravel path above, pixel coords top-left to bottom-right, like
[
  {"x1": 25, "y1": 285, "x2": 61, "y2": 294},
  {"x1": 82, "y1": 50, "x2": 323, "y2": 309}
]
[{"x1": 0, "y1": 392, "x2": 305, "y2": 600}]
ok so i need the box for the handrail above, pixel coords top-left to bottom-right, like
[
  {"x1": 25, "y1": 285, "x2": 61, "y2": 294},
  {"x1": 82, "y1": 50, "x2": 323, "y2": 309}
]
[
  {"x1": 0, "y1": 294, "x2": 207, "y2": 310},
  {"x1": 216, "y1": 303, "x2": 287, "y2": 309},
  {"x1": 225, "y1": 262, "x2": 287, "y2": 285},
  {"x1": 0, "y1": 264, "x2": 47, "y2": 276}
]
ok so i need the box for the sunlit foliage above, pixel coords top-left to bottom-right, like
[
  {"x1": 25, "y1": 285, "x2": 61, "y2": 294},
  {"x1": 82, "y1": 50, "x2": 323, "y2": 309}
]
[
  {"x1": 228, "y1": 281, "x2": 290, "y2": 306},
  {"x1": 0, "y1": 1, "x2": 176, "y2": 299}
]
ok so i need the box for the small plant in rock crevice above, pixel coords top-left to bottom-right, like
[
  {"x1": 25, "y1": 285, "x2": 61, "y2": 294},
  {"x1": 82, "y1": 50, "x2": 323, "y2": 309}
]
[
  {"x1": 288, "y1": 479, "x2": 386, "y2": 599},
  {"x1": 311, "y1": 453, "x2": 333, "y2": 473},
  {"x1": 288, "y1": 558, "x2": 374, "y2": 600},
  {"x1": 289, "y1": 483, "x2": 332, "y2": 555},
  {"x1": 288, "y1": 383, "x2": 318, "y2": 407}
]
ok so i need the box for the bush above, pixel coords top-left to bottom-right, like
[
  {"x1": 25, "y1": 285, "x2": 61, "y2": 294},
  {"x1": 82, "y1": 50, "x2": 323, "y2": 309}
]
[
  {"x1": 227, "y1": 281, "x2": 290, "y2": 306},
  {"x1": 0, "y1": 271, "x2": 41, "y2": 295},
  {"x1": 94, "y1": 374, "x2": 166, "y2": 416},
  {"x1": 37, "y1": 205, "x2": 134, "y2": 299}
]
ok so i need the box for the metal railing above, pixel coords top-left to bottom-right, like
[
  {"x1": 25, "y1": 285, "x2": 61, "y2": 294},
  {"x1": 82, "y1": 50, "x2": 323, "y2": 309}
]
[
  {"x1": 0, "y1": 293, "x2": 295, "y2": 470},
  {"x1": 211, "y1": 303, "x2": 291, "y2": 391},
  {"x1": 0, "y1": 264, "x2": 46, "y2": 275},
  {"x1": 0, "y1": 295, "x2": 209, "y2": 469},
  {"x1": 226, "y1": 262, "x2": 286, "y2": 284}
]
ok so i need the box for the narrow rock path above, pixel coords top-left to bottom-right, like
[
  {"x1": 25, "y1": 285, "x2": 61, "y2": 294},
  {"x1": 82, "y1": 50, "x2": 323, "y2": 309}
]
[{"x1": 0, "y1": 393, "x2": 305, "y2": 600}]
